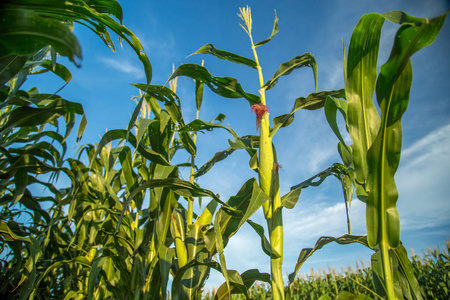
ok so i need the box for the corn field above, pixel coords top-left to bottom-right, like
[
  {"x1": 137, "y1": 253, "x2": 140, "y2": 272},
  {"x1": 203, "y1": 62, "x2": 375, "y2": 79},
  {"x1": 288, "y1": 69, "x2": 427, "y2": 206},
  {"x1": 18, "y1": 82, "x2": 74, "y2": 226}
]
[
  {"x1": 203, "y1": 242, "x2": 450, "y2": 300},
  {"x1": 0, "y1": 1, "x2": 448, "y2": 299}
]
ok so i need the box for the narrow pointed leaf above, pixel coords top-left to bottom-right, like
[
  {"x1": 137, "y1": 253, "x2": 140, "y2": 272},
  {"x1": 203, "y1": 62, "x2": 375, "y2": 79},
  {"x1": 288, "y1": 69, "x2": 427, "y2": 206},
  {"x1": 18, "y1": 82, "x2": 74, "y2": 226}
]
[
  {"x1": 263, "y1": 53, "x2": 317, "y2": 91},
  {"x1": 167, "y1": 64, "x2": 260, "y2": 105},
  {"x1": 247, "y1": 220, "x2": 280, "y2": 258},
  {"x1": 288, "y1": 235, "x2": 370, "y2": 285},
  {"x1": 190, "y1": 44, "x2": 257, "y2": 69},
  {"x1": 271, "y1": 89, "x2": 344, "y2": 136},
  {"x1": 193, "y1": 147, "x2": 236, "y2": 178},
  {"x1": 255, "y1": 10, "x2": 279, "y2": 47}
]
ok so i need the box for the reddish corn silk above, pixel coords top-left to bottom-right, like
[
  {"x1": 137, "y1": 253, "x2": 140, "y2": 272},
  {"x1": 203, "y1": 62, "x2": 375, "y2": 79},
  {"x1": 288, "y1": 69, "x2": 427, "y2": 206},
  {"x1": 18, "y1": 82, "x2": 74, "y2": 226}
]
[
  {"x1": 251, "y1": 103, "x2": 269, "y2": 131},
  {"x1": 273, "y1": 163, "x2": 282, "y2": 174}
]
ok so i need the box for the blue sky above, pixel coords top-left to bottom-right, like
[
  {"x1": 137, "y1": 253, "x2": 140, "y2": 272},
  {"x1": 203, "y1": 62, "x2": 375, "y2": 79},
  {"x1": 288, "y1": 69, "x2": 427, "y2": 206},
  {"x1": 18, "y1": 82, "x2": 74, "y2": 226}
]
[{"x1": 25, "y1": 0, "x2": 450, "y2": 290}]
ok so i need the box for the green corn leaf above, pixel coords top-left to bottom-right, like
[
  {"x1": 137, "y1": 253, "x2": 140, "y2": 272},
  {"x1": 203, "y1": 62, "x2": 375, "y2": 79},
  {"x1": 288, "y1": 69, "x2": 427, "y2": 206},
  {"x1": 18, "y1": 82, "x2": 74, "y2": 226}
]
[
  {"x1": 337, "y1": 291, "x2": 374, "y2": 300},
  {"x1": 126, "y1": 91, "x2": 146, "y2": 132},
  {"x1": 0, "y1": 220, "x2": 31, "y2": 243},
  {"x1": 263, "y1": 53, "x2": 317, "y2": 91},
  {"x1": 280, "y1": 186, "x2": 302, "y2": 209},
  {"x1": 159, "y1": 244, "x2": 175, "y2": 300},
  {"x1": 345, "y1": 13, "x2": 383, "y2": 188},
  {"x1": 215, "y1": 269, "x2": 270, "y2": 299},
  {"x1": 392, "y1": 244, "x2": 424, "y2": 300},
  {"x1": 190, "y1": 44, "x2": 257, "y2": 69},
  {"x1": 366, "y1": 12, "x2": 446, "y2": 249},
  {"x1": 291, "y1": 163, "x2": 346, "y2": 190},
  {"x1": 132, "y1": 83, "x2": 183, "y2": 123},
  {"x1": 271, "y1": 89, "x2": 344, "y2": 137},
  {"x1": 193, "y1": 147, "x2": 236, "y2": 178},
  {"x1": 195, "y1": 79, "x2": 204, "y2": 111},
  {"x1": 0, "y1": 54, "x2": 31, "y2": 86},
  {"x1": 0, "y1": 8, "x2": 82, "y2": 65},
  {"x1": 288, "y1": 234, "x2": 370, "y2": 285},
  {"x1": 87, "y1": 257, "x2": 114, "y2": 300},
  {"x1": 214, "y1": 213, "x2": 231, "y2": 295},
  {"x1": 116, "y1": 177, "x2": 238, "y2": 232},
  {"x1": 178, "y1": 119, "x2": 235, "y2": 136},
  {"x1": 247, "y1": 219, "x2": 280, "y2": 258},
  {"x1": 27, "y1": 59, "x2": 72, "y2": 83},
  {"x1": 94, "y1": 129, "x2": 171, "y2": 166},
  {"x1": 136, "y1": 118, "x2": 155, "y2": 146},
  {"x1": 167, "y1": 64, "x2": 260, "y2": 105},
  {"x1": 203, "y1": 179, "x2": 269, "y2": 255},
  {"x1": 255, "y1": 10, "x2": 279, "y2": 47},
  {"x1": 324, "y1": 95, "x2": 350, "y2": 150},
  {"x1": 2, "y1": 0, "x2": 152, "y2": 83},
  {"x1": 172, "y1": 259, "x2": 223, "y2": 300}
]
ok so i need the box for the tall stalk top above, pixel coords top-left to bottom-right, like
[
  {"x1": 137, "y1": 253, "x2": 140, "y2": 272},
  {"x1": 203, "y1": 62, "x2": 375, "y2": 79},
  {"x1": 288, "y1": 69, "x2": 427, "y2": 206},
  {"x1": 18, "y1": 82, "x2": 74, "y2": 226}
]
[{"x1": 238, "y1": 6, "x2": 252, "y2": 36}]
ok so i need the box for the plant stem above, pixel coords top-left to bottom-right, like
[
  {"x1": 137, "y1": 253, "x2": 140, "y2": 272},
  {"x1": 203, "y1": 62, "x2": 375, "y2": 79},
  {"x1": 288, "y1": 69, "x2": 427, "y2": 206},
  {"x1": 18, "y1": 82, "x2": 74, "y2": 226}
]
[
  {"x1": 380, "y1": 237, "x2": 396, "y2": 299},
  {"x1": 250, "y1": 33, "x2": 285, "y2": 300},
  {"x1": 187, "y1": 109, "x2": 200, "y2": 225}
]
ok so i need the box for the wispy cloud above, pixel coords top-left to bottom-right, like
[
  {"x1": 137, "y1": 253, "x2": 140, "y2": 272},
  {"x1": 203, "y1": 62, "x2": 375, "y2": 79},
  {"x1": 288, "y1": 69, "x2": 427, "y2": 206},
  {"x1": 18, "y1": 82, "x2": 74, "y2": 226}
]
[
  {"x1": 98, "y1": 57, "x2": 145, "y2": 79},
  {"x1": 396, "y1": 123, "x2": 450, "y2": 231}
]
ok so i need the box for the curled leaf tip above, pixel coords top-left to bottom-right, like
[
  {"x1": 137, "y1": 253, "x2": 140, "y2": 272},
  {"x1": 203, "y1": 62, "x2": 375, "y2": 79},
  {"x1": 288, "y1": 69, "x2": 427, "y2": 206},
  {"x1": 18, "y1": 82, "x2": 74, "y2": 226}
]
[{"x1": 251, "y1": 103, "x2": 269, "y2": 131}]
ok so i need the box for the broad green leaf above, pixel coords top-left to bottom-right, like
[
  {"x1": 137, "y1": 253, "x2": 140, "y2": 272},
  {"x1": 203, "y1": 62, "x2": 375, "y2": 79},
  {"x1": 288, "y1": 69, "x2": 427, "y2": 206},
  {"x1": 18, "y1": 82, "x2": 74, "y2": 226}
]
[
  {"x1": 271, "y1": 89, "x2": 344, "y2": 137},
  {"x1": 204, "y1": 179, "x2": 269, "y2": 255},
  {"x1": 27, "y1": 59, "x2": 72, "y2": 83},
  {"x1": 366, "y1": 12, "x2": 446, "y2": 248},
  {"x1": 215, "y1": 269, "x2": 270, "y2": 299},
  {"x1": 345, "y1": 13, "x2": 383, "y2": 187},
  {"x1": 214, "y1": 213, "x2": 231, "y2": 295},
  {"x1": 280, "y1": 186, "x2": 302, "y2": 209},
  {"x1": 263, "y1": 53, "x2": 317, "y2": 91},
  {"x1": 193, "y1": 147, "x2": 236, "y2": 178},
  {"x1": 11, "y1": 170, "x2": 28, "y2": 205},
  {"x1": 190, "y1": 44, "x2": 257, "y2": 69},
  {"x1": 172, "y1": 259, "x2": 224, "y2": 300},
  {"x1": 132, "y1": 83, "x2": 182, "y2": 123},
  {"x1": 337, "y1": 291, "x2": 374, "y2": 300},
  {"x1": 0, "y1": 220, "x2": 31, "y2": 243},
  {"x1": 179, "y1": 223, "x2": 210, "y2": 299},
  {"x1": 95, "y1": 129, "x2": 170, "y2": 166},
  {"x1": 167, "y1": 64, "x2": 260, "y2": 105},
  {"x1": 324, "y1": 95, "x2": 350, "y2": 150},
  {"x1": 255, "y1": 10, "x2": 279, "y2": 47},
  {"x1": 2, "y1": 0, "x2": 152, "y2": 83},
  {"x1": 392, "y1": 244, "x2": 424, "y2": 300},
  {"x1": 159, "y1": 244, "x2": 175, "y2": 300},
  {"x1": 0, "y1": 54, "x2": 30, "y2": 86},
  {"x1": 116, "y1": 177, "x2": 238, "y2": 232},
  {"x1": 0, "y1": 8, "x2": 82, "y2": 65},
  {"x1": 288, "y1": 235, "x2": 370, "y2": 285},
  {"x1": 247, "y1": 219, "x2": 280, "y2": 258}
]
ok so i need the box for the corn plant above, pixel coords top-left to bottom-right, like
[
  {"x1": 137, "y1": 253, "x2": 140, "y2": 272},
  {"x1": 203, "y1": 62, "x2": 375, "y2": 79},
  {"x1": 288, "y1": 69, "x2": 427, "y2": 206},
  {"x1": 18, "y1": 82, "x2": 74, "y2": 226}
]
[
  {"x1": 166, "y1": 6, "x2": 360, "y2": 300},
  {"x1": 319, "y1": 10, "x2": 447, "y2": 300},
  {"x1": 0, "y1": 0, "x2": 152, "y2": 298}
]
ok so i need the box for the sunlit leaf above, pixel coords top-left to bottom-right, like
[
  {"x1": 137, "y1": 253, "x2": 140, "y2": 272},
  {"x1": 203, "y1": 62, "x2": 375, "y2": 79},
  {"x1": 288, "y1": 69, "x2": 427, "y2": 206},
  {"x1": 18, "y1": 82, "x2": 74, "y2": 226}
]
[
  {"x1": 263, "y1": 53, "x2": 317, "y2": 91},
  {"x1": 190, "y1": 44, "x2": 257, "y2": 69},
  {"x1": 167, "y1": 64, "x2": 260, "y2": 105},
  {"x1": 254, "y1": 10, "x2": 279, "y2": 47}
]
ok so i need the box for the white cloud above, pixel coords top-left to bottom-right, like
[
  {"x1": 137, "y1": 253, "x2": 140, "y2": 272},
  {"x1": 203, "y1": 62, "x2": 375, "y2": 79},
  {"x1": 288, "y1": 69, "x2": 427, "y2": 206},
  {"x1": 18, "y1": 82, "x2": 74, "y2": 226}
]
[
  {"x1": 98, "y1": 57, "x2": 145, "y2": 78},
  {"x1": 396, "y1": 123, "x2": 450, "y2": 231}
]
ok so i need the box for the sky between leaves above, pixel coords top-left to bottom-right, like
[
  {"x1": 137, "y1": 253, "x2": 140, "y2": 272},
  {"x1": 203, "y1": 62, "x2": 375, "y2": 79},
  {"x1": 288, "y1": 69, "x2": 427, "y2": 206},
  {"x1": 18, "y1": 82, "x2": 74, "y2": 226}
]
[{"x1": 24, "y1": 0, "x2": 450, "y2": 289}]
